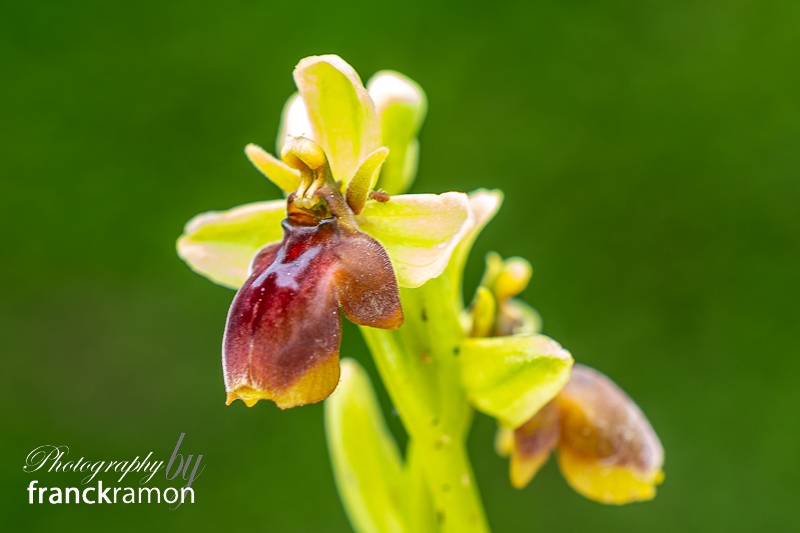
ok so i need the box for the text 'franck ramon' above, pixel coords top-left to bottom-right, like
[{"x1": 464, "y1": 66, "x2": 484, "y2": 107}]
[{"x1": 27, "y1": 480, "x2": 194, "y2": 505}]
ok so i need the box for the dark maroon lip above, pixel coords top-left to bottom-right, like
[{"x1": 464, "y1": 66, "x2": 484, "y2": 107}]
[{"x1": 222, "y1": 206, "x2": 402, "y2": 409}]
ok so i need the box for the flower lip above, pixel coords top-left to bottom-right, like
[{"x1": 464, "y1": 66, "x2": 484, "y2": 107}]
[
  {"x1": 223, "y1": 183, "x2": 403, "y2": 409},
  {"x1": 503, "y1": 364, "x2": 664, "y2": 503}
]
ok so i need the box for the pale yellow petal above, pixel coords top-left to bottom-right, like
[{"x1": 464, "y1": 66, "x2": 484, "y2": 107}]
[{"x1": 245, "y1": 144, "x2": 301, "y2": 193}]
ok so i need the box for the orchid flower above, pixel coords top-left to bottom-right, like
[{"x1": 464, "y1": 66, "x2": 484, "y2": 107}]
[
  {"x1": 178, "y1": 55, "x2": 471, "y2": 408},
  {"x1": 496, "y1": 364, "x2": 665, "y2": 504}
]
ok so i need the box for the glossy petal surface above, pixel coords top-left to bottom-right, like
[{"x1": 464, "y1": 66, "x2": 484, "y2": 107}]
[
  {"x1": 177, "y1": 200, "x2": 285, "y2": 289},
  {"x1": 223, "y1": 215, "x2": 402, "y2": 409},
  {"x1": 224, "y1": 219, "x2": 341, "y2": 408}
]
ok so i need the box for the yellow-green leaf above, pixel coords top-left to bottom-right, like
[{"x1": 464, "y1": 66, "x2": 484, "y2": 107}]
[{"x1": 325, "y1": 359, "x2": 409, "y2": 533}]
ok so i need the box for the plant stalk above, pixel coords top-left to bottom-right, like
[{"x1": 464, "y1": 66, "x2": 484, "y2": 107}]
[{"x1": 361, "y1": 274, "x2": 490, "y2": 533}]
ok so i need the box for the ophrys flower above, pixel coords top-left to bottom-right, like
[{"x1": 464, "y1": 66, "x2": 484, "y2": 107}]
[{"x1": 178, "y1": 56, "x2": 474, "y2": 408}]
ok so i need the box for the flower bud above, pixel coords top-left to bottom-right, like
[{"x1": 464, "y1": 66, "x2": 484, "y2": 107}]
[
  {"x1": 495, "y1": 299, "x2": 542, "y2": 337},
  {"x1": 469, "y1": 286, "x2": 497, "y2": 338},
  {"x1": 493, "y1": 257, "x2": 532, "y2": 303},
  {"x1": 468, "y1": 252, "x2": 540, "y2": 337}
]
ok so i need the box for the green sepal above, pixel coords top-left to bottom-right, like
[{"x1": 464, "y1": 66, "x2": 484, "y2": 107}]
[
  {"x1": 176, "y1": 199, "x2": 285, "y2": 289},
  {"x1": 460, "y1": 334, "x2": 573, "y2": 428},
  {"x1": 294, "y1": 55, "x2": 380, "y2": 185},
  {"x1": 367, "y1": 71, "x2": 427, "y2": 195}
]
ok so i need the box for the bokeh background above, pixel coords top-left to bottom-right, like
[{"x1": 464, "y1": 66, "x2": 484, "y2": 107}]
[{"x1": 2, "y1": 0, "x2": 798, "y2": 531}]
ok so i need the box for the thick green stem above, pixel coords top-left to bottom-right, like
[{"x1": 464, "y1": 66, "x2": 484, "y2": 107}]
[{"x1": 360, "y1": 274, "x2": 490, "y2": 533}]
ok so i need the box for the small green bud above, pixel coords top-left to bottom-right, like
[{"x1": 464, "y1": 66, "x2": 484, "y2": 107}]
[{"x1": 469, "y1": 286, "x2": 497, "y2": 338}]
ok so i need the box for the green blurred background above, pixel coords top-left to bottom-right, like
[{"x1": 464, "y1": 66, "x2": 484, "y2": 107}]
[{"x1": 2, "y1": 0, "x2": 798, "y2": 531}]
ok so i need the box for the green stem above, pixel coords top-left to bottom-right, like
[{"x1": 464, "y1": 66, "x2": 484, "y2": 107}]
[
  {"x1": 415, "y1": 436, "x2": 485, "y2": 532},
  {"x1": 360, "y1": 274, "x2": 490, "y2": 533}
]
